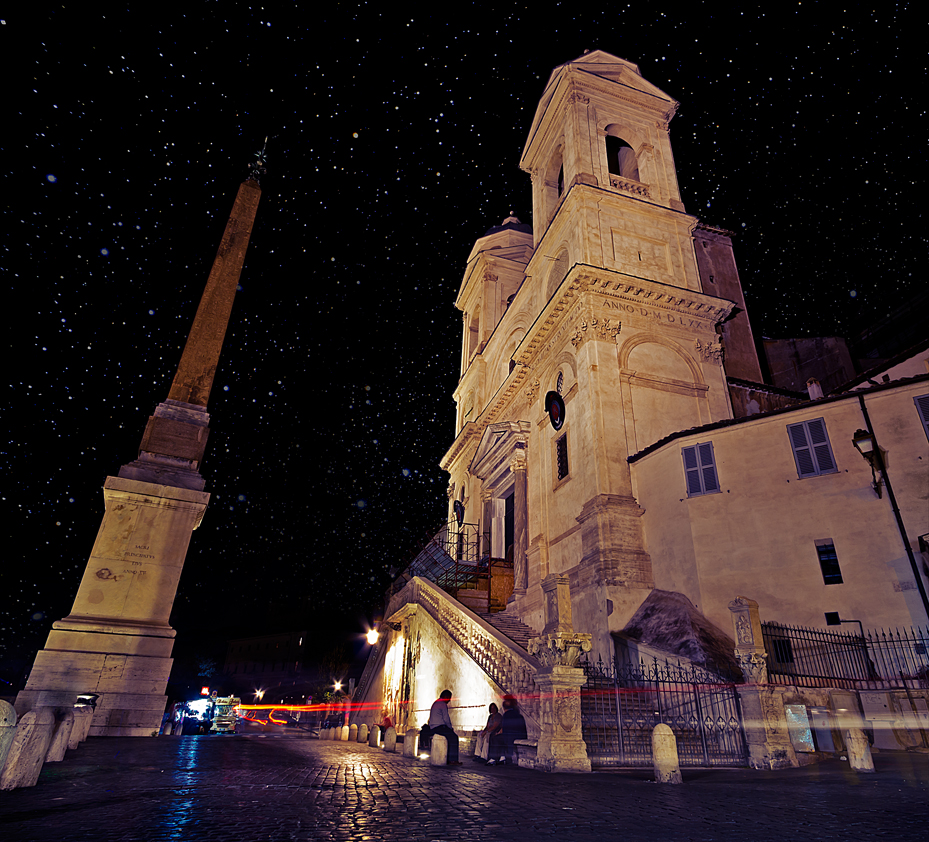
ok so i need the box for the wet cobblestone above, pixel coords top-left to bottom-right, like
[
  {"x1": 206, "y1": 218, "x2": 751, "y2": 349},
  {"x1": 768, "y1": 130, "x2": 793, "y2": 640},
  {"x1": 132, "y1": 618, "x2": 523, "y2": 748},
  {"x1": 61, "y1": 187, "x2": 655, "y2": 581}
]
[{"x1": 0, "y1": 732, "x2": 926, "y2": 841}]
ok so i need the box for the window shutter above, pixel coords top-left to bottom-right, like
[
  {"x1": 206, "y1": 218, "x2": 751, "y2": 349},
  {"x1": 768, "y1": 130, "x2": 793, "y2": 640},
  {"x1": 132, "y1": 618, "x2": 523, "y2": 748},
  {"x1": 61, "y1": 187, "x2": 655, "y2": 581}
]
[
  {"x1": 806, "y1": 418, "x2": 836, "y2": 473},
  {"x1": 788, "y1": 418, "x2": 837, "y2": 478},
  {"x1": 683, "y1": 442, "x2": 720, "y2": 496},
  {"x1": 916, "y1": 394, "x2": 929, "y2": 442},
  {"x1": 682, "y1": 446, "x2": 703, "y2": 495},
  {"x1": 788, "y1": 422, "x2": 817, "y2": 477}
]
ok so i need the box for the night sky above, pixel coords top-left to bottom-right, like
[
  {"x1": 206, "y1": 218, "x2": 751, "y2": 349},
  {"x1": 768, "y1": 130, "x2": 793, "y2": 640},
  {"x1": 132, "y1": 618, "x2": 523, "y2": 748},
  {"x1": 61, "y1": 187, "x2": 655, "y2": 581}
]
[{"x1": 4, "y1": 5, "x2": 923, "y2": 685}]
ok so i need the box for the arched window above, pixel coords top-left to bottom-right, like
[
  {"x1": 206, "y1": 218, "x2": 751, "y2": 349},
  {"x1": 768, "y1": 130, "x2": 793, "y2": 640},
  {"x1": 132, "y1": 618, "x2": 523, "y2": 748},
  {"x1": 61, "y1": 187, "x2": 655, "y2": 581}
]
[{"x1": 606, "y1": 135, "x2": 640, "y2": 182}]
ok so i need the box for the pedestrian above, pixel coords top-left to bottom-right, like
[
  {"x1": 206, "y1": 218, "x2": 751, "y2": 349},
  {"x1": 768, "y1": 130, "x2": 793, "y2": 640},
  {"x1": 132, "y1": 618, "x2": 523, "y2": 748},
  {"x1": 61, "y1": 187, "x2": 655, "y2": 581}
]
[
  {"x1": 473, "y1": 702, "x2": 502, "y2": 762},
  {"x1": 487, "y1": 694, "x2": 527, "y2": 765},
  {"x1": 429, "y1": 689, "x2": 462, "y2": 765}
]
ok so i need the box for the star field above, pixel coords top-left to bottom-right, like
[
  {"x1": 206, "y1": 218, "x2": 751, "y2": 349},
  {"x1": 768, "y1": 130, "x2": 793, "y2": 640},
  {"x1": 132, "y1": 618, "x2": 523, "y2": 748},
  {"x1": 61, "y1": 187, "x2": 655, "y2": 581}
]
[{"x1": 3, "y1": 4, "x2": 923, "y2": 683}]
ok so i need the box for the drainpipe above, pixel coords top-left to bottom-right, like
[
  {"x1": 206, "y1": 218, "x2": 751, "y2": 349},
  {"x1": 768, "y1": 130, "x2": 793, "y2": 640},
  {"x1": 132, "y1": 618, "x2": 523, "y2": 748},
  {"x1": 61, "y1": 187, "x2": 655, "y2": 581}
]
[{"x1": 857, "y1": 393, "x2": 929, "y2": 622}]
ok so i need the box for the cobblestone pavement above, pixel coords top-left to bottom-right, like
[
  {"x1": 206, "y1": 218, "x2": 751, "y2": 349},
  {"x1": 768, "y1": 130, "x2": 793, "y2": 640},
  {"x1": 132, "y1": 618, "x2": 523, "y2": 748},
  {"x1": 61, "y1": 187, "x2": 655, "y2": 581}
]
[{"x1": 0, "y1": 731, "x2": 926, "y2": 842}]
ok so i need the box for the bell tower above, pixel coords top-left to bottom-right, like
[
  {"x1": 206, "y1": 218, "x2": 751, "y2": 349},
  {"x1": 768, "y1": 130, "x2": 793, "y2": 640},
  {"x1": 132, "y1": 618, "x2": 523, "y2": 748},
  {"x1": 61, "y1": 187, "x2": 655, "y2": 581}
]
[{"x1": 520, "y1": 51, "x2": 702, "y2": 292}]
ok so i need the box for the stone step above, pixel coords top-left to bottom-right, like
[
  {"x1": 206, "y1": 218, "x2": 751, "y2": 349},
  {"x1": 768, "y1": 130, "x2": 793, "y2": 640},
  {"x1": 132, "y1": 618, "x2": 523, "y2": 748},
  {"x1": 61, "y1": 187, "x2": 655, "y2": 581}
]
[{"x1": 476, "y1": 612, "x2": 537, "y2": 652}]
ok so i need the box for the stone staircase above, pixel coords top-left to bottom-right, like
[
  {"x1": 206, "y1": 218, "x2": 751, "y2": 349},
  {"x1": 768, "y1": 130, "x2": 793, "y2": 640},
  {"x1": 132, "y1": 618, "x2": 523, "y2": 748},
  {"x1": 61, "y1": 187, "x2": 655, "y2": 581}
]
[{"x1": 476, "y1": 611, "x2": 537, "y2": 652}]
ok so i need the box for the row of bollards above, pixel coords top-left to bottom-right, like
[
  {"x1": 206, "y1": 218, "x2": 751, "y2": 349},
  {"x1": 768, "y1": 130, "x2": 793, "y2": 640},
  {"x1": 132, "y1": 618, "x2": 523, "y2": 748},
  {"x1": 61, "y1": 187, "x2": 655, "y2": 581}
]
[
  {"x1": 0, "y1": 700, "x2": 95, "y2": 790},
  {"x1": 316, "y1": 720, "x2": 877, "y2": 780}
]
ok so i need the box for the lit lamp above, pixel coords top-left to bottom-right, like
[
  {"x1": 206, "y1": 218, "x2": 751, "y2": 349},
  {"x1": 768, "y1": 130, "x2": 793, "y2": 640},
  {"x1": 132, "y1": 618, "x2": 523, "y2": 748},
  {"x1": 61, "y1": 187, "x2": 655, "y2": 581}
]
[
  {"x1": 366, "y1": 629, "x2": 379, "y2": 646},
  {"x1": 852, "y1": 428, "x2": 883, "y2": 498}
]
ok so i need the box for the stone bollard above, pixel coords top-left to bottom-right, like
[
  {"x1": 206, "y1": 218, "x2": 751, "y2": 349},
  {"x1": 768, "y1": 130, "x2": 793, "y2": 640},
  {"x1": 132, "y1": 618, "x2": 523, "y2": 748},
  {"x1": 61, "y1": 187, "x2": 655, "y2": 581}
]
[
  {"x1": 383, "y1": 726, "x2": 397, "y2": 752},
  {"x1": 652, "y1": 724, "x2": 682, "y2": 784},
  {"x1": 0, "y1": 708, "x2": 56, "y2": 790},
  {"x1": 349, "y1": 723, "x2": 358, "y2": 742},
  {"x1": 340, "y1": 725, "x2": 350, "y2": 741},
  {"x1": 45, "y1": 709, "x2": 75, "y2": 762},
  {"x1": 70, "y1": 706, "x2": 94, "y2": 749},
  {"x1": 368, "y1": 725, "x2": 381, "y2": 747},
  {"x1": 358, "y1": 724, "x2": 369, "y2": 743},
  {"x1": 0, "y1": 701, "x2": 17, "y2": 775},
  {"x1": 844, "y1": 727, "x2": 875, "y2": 773},
  {"x1": 402, "y1": 728, "x2": 420, "y2": 758},
  {"x1": 430, "y1": 734, "x2": 448, "y2": 766}
]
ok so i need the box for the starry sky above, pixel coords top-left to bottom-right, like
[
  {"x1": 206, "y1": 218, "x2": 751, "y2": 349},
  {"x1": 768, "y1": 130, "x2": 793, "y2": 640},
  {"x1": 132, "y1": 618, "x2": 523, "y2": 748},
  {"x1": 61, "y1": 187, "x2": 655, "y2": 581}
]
[{"x1": 4, "y1": 4, "x2": 923, "y2": 687}]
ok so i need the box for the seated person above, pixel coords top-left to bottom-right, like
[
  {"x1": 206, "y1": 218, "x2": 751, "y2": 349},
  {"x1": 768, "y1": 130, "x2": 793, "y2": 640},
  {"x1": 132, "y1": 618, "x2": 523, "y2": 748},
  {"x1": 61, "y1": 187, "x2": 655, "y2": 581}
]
[
  {"x1": 429, "y1": 690, "x2": 461, "y2": 765},
  {"x1": 487, "y1": 695, "x2": 527, "y2": 765},
  {"x1": 474, "y1": 703, "x2": 502, "y2": 762}
]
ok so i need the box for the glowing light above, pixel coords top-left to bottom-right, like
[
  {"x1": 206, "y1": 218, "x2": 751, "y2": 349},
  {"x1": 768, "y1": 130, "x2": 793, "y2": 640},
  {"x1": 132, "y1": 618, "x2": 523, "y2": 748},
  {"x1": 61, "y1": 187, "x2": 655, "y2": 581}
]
[
  {"x1": 334, "y1": 681, "x2": 343, "y2": 692},
  {"x1": 200, "y1": 686, "x2": 210, "y2": 695},
  {"x1": 366, "y1": 629, "x2": 379, "y2": 645}
]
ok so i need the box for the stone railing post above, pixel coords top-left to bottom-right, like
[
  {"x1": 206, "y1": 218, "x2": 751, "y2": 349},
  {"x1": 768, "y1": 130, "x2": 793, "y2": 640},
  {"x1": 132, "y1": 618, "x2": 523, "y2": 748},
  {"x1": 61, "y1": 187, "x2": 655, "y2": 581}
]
[
  {"x1": 402, "y1": 728, "x2": 420, "y2": 757},
  {"x1": 728, "y1": 596, "x2": 798, "y2": 770},
  {"x1": 0, "y1": 708, "x2": 55, "y2": 790},
  {"x1": 527, "y1": 575, "x2": 592, "y2": 772},
  {"x1": 0, "y1": 701, "x2": 17, "y2": 775},
  {"x1": 383, "y1": 726, "x2": 397, "y2": 752}
]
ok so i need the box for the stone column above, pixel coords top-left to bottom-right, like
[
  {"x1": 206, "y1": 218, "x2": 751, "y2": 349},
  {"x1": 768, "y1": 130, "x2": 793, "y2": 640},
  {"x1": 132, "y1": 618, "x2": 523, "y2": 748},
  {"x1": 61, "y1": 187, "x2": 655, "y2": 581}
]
[
  {"x1": 527, "y1": 575, "x2": 592, "y2": 772},
  {"x1": 480, "y1": 489, "x2": 494, "y2": 559},
  {"x1": 511, "y1": 451, "x2": 528, "y2": 597},
  {"x1": 728, "y1": 596, "x2": 799, "y2": 770}
]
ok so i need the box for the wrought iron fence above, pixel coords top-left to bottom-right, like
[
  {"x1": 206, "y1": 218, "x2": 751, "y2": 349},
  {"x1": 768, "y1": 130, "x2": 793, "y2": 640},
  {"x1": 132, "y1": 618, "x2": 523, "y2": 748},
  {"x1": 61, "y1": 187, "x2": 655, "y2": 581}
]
[
  {"x1": 762, "y1": 623, "x2": 929, "y2": 690},
  {"x1": 405, "y1": 520, "x2": 512, "y2": 612},
  {"x1": 580, "y1": 657, "x2": 748, "y2": 767}
]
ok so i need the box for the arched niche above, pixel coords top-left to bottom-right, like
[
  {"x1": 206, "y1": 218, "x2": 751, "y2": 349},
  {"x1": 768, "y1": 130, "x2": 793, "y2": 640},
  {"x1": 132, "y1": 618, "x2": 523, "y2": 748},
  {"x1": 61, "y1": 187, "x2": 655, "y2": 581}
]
[
  {"x1": 545, "y1": 248, "x2": 571, "y2": 301},
  {"x1": 604, "y1": 126, "x2": 640, "y2": 182},
  {"x1": 618, "y1": 335, "x2": 709, "y2": 452}
]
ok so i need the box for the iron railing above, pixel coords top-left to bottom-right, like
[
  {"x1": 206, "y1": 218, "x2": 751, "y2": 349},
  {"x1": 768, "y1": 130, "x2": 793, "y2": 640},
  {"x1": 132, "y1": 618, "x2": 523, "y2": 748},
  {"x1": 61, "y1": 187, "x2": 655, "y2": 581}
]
[
  {"x1": 406, "y1": 520, "x2": 512, "y2": 613},
  {"x1": 580, "y1": 657, "x2": 748, "y2": 767},
  {"x1": 762, "y1": 623, "x2": 929, "y2": 690}
]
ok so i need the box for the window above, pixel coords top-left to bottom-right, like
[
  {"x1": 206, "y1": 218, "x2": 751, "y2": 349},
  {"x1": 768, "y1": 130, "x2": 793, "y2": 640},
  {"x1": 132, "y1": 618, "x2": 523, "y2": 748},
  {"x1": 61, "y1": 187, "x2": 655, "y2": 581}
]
[
  {"x1": 916, "y1": 394, "x2": 929, "y2": 442},
  {"x1": 769, "y1": 636, "x2": 794, "y2": 665},
  {"x1": 682, "y1": 442, "x2": 720, "y2": 497},
  {"x1": 556, "y1": 433, "x2": 569, "y2": 481},
  {"x1": 816, "y1": 540, "x2": 843, "y2": 585},
  {"x1": 787, "y1": 418, "x2": 837, "y2": 478}
]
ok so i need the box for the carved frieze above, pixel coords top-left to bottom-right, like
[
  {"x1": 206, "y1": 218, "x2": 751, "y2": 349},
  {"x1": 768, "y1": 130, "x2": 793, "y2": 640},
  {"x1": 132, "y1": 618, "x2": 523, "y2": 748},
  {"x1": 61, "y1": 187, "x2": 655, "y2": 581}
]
[
  {"x1": 737, "y1": 651, "x2": 769, "y2": 685},
  {"x1": 526, "y1": 379, "x2": 541, "y2": 406},
  {"x1": 528, "y1": 631, "x2": 593, "y2": 668},
  {"x1": 695, "y1": 337, "x2": 724, "y2": 364},
  {"x1": 570, "y1": 317, "x2": 622, "y2": 349}
]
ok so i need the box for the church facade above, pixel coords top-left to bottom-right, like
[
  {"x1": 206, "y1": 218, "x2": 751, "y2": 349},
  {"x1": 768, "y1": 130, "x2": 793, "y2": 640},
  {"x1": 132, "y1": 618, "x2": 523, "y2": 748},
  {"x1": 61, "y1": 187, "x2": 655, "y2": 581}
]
[
  {"x1": 355, "y1": 53, "x2": 928, "y2": 765},
  {"x1": 442, "y1": 51, "x2": 929, "y2": 662}
]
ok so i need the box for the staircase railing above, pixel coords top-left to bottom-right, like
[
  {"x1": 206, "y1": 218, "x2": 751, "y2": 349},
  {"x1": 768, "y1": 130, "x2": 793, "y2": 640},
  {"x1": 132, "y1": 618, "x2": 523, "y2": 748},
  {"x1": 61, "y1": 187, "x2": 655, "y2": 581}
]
[
  {"x1": 406, "y1": 520, "x2": 513, "y2": 612},
  {"x1": 387, "y1": 576, "x2": 541, "y2": 738}
]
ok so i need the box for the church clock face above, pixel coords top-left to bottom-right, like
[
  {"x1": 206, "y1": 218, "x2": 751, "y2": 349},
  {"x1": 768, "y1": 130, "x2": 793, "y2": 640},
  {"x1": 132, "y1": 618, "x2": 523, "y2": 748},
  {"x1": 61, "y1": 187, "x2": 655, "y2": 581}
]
[{"x1": 545, "y1": 391, "x2": 565, "y2": 430}]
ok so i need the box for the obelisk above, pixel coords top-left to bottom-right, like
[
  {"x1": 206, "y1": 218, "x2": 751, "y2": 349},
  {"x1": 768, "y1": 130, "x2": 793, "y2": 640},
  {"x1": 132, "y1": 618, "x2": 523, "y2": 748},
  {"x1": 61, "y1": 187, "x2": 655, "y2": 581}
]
[{"x1": 16, "y1": 148, "x2": 266, "y2": 736}]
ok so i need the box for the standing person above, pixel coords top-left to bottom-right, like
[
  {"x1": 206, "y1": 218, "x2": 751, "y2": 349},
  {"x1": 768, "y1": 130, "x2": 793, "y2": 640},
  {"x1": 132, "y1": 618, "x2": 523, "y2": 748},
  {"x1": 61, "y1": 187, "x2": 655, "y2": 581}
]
[
  {"x1": 429, "y1": 690, "x2": 462, "y2": 765},
  {"x1": 487, "y1": 694, "x2": 527, "y2": 765},
  {"x1": 473, "y1": 703, "x2": 502, "y2": 762}
]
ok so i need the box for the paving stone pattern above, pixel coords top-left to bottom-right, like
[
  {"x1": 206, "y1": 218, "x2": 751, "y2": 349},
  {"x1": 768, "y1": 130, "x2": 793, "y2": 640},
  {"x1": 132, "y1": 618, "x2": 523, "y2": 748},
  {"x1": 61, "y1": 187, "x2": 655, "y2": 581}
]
[{"x1": 0, "y1": 733, "x2": 926, "y2": 841}]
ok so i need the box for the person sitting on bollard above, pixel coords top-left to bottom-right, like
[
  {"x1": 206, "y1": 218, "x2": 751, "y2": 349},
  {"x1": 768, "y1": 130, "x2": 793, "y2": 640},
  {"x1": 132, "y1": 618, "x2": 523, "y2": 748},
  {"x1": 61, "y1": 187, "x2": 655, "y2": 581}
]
[
  {"x1": 473, "y1": 703, "x2": 502, "y2": 762},
  {"x1": 376, "y1": 708, "x2": 393, "y2": 731},
  {"x1": 487, "y1": 695, "x2": 527, "y2": 765},
  {"x1": 429, "y1": 690, "x2": 461, "y2": 766}
]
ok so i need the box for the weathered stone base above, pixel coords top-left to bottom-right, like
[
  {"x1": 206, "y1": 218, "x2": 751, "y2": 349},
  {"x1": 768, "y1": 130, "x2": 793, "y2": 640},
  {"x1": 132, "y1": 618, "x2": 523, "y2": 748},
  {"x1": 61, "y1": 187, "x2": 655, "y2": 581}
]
[
  {"x1": 16, "y1": 646, "x2": 173, "y2": 737},
  {"x1": 736, "y1": 685, "x2": 799, "y2": 770}
]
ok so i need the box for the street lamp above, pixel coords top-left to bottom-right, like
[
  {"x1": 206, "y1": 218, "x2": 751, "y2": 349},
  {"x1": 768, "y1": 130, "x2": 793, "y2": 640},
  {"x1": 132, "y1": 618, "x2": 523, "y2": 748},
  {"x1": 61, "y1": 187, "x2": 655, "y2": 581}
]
[
  {"x1": 852, "y1": 428, "x2": 883, "y2": 498},
  {"x1": 366, "y1": 629, "x2": 379, "y2": 646}
]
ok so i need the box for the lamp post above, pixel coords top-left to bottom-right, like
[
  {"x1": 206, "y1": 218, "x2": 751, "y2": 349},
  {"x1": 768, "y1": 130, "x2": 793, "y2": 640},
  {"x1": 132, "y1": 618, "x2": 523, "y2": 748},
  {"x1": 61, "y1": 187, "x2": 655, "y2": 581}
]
[{"x1": 852, "y1": 428, "x2": 883, "y2": 498}]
